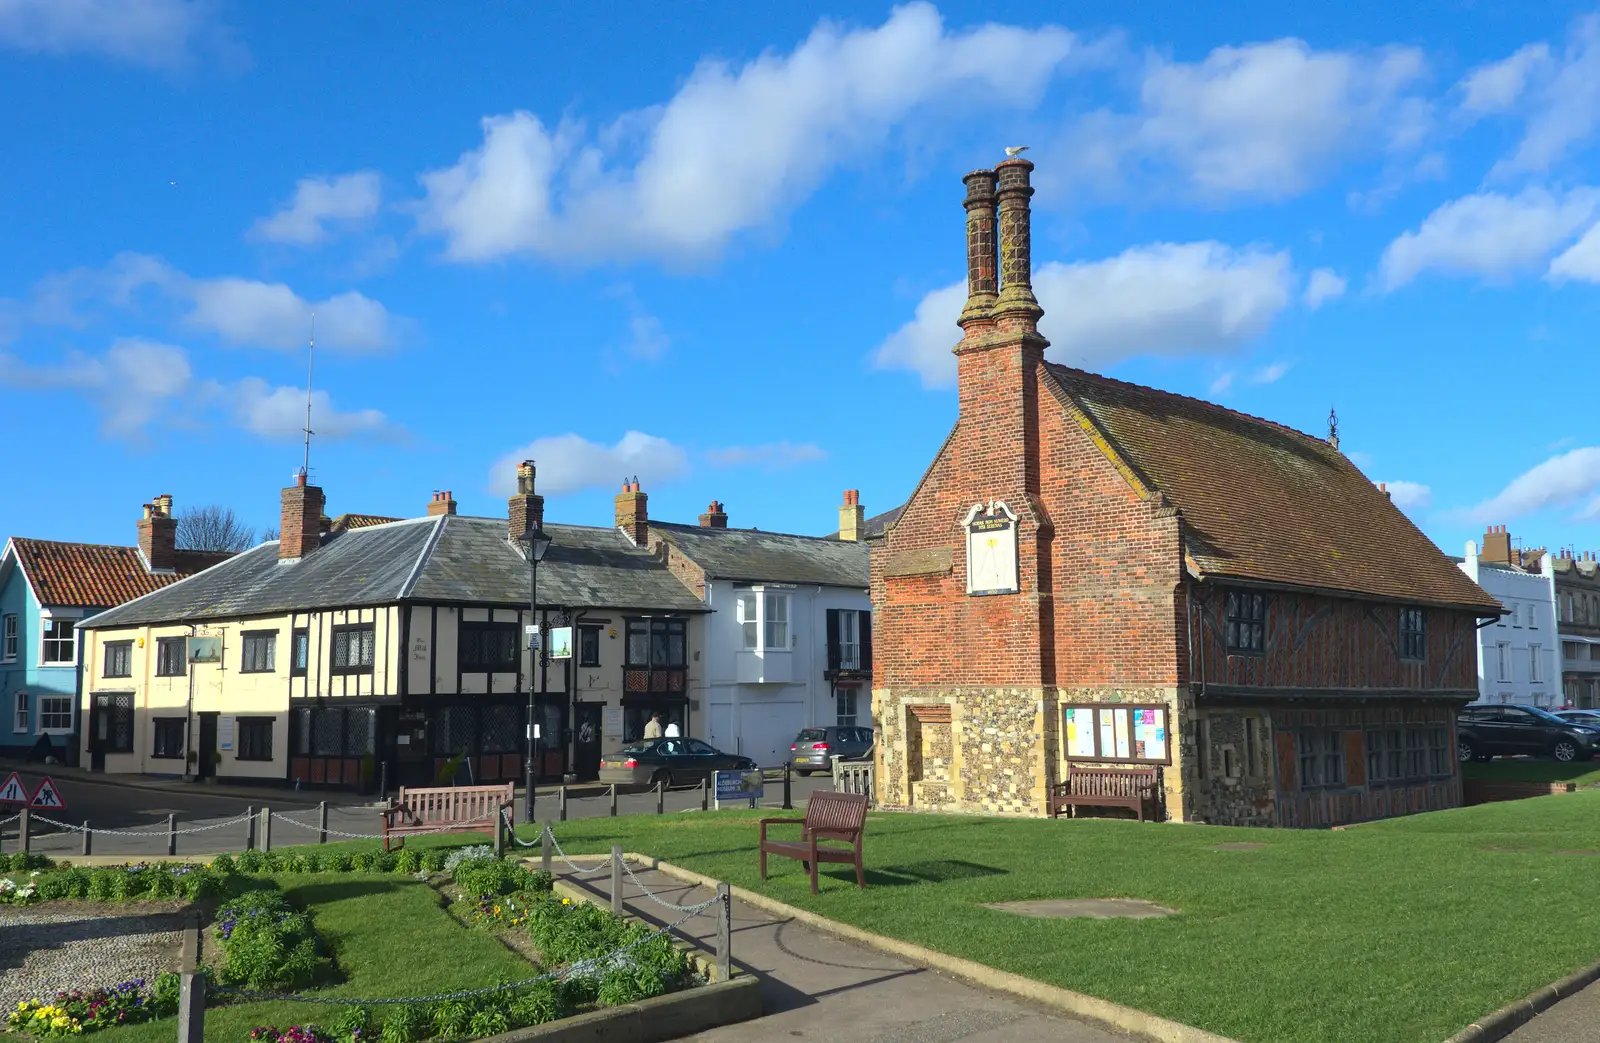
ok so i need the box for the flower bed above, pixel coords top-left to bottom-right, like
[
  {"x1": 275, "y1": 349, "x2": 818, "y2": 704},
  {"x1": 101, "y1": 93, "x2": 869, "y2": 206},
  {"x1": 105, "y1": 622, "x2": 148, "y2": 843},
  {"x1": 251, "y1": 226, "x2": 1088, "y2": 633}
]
[
  {"x1": 6, "y1": 977, "x2": 180, "y2": 1038},
  {"x1": 212, "y1": 890, "x2": 332, "y2": 992},
  {"x1": 1, "y1": 862, "x2": 232, "y2": 907}
]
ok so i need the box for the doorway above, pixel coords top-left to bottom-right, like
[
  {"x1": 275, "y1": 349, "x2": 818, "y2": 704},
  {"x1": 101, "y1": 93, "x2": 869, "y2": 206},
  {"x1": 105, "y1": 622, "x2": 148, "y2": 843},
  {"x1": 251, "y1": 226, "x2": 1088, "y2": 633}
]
[
  {"x1": 197, "y1": 713, "x2": 218, "y2": 779},
  {"x1": 88, "y1": 694, "x2": 108, "y2": 771},
  {"x1": 573, "y1": 703, "x2": 602, "y2": 780}
]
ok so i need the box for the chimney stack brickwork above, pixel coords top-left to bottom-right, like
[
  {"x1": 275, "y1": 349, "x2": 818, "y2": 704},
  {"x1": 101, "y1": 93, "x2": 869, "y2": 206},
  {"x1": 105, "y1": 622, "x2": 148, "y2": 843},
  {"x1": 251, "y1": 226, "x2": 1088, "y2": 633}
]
[
  {"x1": 508, "y1": 461, "x2": 544, "y2": 541},
  {"x1": 959, "y1": 170, "x2": 999, "y2": 330},
  {"x1": 839, "y1": 489, "x2": 866, "y2": 541},
  {"x1": 138, "y1": 494, "x2": 178, "y2": 572},
  {"x1": 428, "y1": 491, "x2": 458, "y2": 517},
  {"x1": 615, "y1": 479, "x2": 649, "y2": 546},
  {"x1": 698, "y1": 500, "x2": 728, "y2": 528},
  {"x1": 280, "y1": 474, "x2": 326, "y2": 561},
  {"x1": 1482, "y1": 525, "x2": 1513, "y2": 566}
]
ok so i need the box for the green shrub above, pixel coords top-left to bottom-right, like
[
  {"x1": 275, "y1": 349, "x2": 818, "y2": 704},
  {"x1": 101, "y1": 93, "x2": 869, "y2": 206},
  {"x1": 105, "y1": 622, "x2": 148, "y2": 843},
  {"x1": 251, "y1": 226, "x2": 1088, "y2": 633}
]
[
  {"x1": 300, "y1": 851, "x2": 324, "y2": 873},
  {"x1": 378, "y1": 1004, "x2": 425, "y2": 1043},
  {"x1": 150, "y1": 972, "x2": 182, "y2": 1017},
  {"x1": 237, "y1": 848, "x2": 265, "y2": 874},
  {"x1": 210, "y1": 853, "x2": 237, "y2": 874},
  {"x1": 395, "y1": 850, "x2": 422, "y2": 874},
  {"x1": 330, "y1": 1006, "x2": 372, "y2": 1041},
  {"x1": 468, "y1": 1007, "x2": 509, "y2": 1037},
  {"x1": 0, "y1": 852, "x2": 54, "y2": 872},
  {"x1": 430, "y1": 999, "x2": 472, "y2": 1039},
  {"x1": 213, "y1": 890, "x2": 330, "y2": 991},
  {"x1": 507, "y1": 981, "x2": 567, "y2": 1026},
  {"x1": 421, "y1": 849, "x2": 448, "y2": 873},
  {"x1": 326, "y1": 853, "x2": 354, "y2": 873},
  {"x1": 452, "y1": 857, "x2": 547, "y2": 898}
]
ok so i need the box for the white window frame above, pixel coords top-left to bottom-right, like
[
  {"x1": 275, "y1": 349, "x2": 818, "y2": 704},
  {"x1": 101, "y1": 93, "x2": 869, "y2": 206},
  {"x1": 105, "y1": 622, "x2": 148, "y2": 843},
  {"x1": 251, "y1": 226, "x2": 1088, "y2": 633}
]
[
  {"x1": 736, "y1": 593, "x2": 759, "y2": 650},
  {"x1": 1, "y1": 613, "x2": 16, "y2": 662},
  {"x1": 764, "y1": 592, "x2": 789, "y2": 650},
  {"x1": 38, "y1": 695, "x2": 72, "y2": 733},
  {"x1": 1527, "y1": 604, "x2": 1538, "y2": 629},
  {"x1": 836, "y1": 687, "x2": 858, "y2": 728},
  {"x1": 838, "y1": 609, "x2": 862, "y2": 671},
  {"x1": 1511, "y1": 604, "x2": 1521, "y2": 628},
  {"x1": 39, "y1": 616, "x2": 76, "y2": 666},
  {"x1": 1496, "y1": 642, "x2": 1512, "y2": 682},
  {"x1": 1530, "y1": 644, "x2": 1544, "y2": 684},
  {"x1": 12, "y1": 691, "x2": 27, "y2": 733}
]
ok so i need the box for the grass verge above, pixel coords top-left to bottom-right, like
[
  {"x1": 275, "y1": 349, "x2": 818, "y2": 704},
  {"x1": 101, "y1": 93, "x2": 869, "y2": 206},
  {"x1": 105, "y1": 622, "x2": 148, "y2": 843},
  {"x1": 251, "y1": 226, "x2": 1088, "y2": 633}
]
[{"x1": 1462, "y1": 757, "x2": 1600, "y2": 786}]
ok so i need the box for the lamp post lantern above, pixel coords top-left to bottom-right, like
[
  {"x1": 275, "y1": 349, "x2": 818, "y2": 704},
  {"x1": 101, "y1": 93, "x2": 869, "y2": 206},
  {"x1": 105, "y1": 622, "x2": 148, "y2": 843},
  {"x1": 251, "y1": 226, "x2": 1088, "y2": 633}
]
[{"x1": 520, "y1": 524, "x2": 552, "y2": 824}]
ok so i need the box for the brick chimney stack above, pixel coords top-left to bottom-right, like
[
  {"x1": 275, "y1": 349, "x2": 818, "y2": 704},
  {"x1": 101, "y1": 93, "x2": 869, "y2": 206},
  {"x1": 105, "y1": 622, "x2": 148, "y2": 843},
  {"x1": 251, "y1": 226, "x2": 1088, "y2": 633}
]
[
  {"x1": 280, "y1": 472, "x2": 326, "y2": 561},
  {"x1": 138, "y1": 494, "x2": 178, "y2": 572},
  {"x1": 427, "y1": 490, "x2": 457, "y2": 517},
  {"x1": 698, "y1": 500, "x2": 728, "y2": 528},
  {"x1": 508, "y1": 461, "x2": 544, "y2": 541},
  {"x1": 838, "y1": 489, "x2": 866, "y2": 541},
  {"x1": 1481, "y1": 524, "x2": 1513, "y2": 566},
  {"x1": 993, "y1": 158, "x2": 1044, "y2": 332},
  {"x1": 958, "y1": 169, "x2": 999, "y2": 333},
  {"x1": 615, "y1": 478, "x2": 648, "y2": 546}
]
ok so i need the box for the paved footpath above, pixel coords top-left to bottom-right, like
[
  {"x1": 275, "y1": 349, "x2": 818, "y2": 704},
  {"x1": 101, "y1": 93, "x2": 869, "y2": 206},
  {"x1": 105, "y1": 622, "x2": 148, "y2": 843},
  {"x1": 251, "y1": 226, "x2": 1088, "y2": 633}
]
[
  {"x1": 1501, "y1": 979, "x2": 1600, "y2": 1043},
  {"x1": 555, "y1": 861, "x2": 1132, "y2": 1043}
]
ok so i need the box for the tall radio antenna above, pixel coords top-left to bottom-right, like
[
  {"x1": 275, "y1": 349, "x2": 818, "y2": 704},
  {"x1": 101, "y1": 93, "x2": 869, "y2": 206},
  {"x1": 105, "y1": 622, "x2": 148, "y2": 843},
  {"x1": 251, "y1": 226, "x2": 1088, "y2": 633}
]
[{"x1": 302, "y1": 313, "x2": 315, "y2": 478}]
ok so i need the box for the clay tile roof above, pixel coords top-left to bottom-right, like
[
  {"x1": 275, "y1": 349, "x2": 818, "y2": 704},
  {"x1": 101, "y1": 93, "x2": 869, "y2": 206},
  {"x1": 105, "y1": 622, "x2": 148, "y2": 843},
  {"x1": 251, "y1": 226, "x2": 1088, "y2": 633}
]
[
  {"x1": 328, "y1": 513, "x2": 401, "y2": 532},
  {"x1": 1046, "y1": 365, "x2": 1501, "y2": 613},
  {"x1": 9, "y1": 538, "x2": 231, "y2": 608}
]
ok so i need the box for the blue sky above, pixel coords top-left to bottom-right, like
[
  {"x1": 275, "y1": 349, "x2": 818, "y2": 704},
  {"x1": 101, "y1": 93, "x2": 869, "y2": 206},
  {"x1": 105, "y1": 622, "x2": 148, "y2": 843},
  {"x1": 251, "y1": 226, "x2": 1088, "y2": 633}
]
[{"x1": 2, "y1": 0, "x2": 1599, "y2": 563}]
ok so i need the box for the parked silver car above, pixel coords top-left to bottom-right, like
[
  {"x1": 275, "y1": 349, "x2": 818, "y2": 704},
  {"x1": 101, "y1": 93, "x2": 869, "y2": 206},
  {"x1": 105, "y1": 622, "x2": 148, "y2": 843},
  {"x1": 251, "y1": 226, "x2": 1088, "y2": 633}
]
[{"x1": 788, "y1": 726, "x2": 874, "y2": 775}]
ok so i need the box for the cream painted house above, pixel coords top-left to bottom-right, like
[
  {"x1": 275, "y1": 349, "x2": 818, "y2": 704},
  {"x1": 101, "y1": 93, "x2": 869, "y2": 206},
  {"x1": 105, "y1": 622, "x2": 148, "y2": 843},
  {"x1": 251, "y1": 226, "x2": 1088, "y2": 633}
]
[{"x1": 78, "y1": 468, "x2": 707, "y2": 790}]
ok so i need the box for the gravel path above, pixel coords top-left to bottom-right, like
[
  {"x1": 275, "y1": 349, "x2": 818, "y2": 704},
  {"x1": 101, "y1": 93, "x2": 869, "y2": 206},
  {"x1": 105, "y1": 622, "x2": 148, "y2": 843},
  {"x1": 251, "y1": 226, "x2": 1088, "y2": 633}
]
[{"x1": 0, "y1": 907, "x2": 187, "y2": 1009}]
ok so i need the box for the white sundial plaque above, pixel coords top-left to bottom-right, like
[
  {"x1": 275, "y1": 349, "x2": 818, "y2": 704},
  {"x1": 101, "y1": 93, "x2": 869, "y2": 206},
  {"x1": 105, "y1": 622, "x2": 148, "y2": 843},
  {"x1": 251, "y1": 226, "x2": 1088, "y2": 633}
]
[{"x1": 964, "y1": 500, "x2": 1019, "y2": 596}]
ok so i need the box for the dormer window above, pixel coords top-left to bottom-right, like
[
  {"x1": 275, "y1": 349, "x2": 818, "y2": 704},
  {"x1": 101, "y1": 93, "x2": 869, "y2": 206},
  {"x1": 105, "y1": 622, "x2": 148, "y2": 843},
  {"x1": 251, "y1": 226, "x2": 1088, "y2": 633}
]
[{"x1": 736, "y1": 589, "x2": 789, "y2": 651}]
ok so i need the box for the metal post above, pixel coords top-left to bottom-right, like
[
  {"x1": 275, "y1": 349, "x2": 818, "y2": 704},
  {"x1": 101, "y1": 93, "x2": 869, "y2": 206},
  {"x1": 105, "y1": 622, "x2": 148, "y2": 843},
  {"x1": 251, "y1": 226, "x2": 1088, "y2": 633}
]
[
  {"x1": 540, "y1": 823, "x2": 552, "y2": 876},
  {"x1": 318, "y1": 801, "x2": 328, "y2": 844},
  {"x1": 260, "y1": 807, "x2": 271, "y2": 852},
  {"x1": 716, "y1": 882, "x2": 732, "y2": 982},
  {"x1": 610, "y1": 844, "x2": 623, "y2": 915},
  {"x1": 609, "y1": 783, "x2": 617, "y2": 817},
  {"x1": 379, "y1": 761, "x2": 389, "y2": 803},
  {"x1": 167, "y1": 814, "x2": 177, "y2": 857},
  {"x1": 176, "y1": 972, "x2": 206, "y2": 1043},
  {"x1": 82, "y1": 820, "x2": 91, "y2": 856},
  {"x1": 523, "y1": 539, "x2": 541, "y2": 826},
  {"x1": 244, "y1": 805, "x2": 254, "y2": 850},
  {"x1": 656, "y1": 778, "x2": 664, "y2": 815},
  {"x1": 18, "y1": 808, "x2": 28, "y2": 853},
  {"x1": 494, "y1": 816, "x2": 504, "y2": 859},
  {"x1": 700, "y1": 777, "x2": 708, "y2": 812},
  {"x1": 559, "y1": 784, "x2": 567, "y2": 823},
  {"x1": 783, "y1": 761, "x2": 793, "y2": 811}
]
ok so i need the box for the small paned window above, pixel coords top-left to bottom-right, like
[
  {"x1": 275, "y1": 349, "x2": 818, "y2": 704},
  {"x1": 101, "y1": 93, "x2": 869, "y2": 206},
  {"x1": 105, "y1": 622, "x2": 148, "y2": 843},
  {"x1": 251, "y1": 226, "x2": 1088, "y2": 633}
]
[
  {"x1": 241, "y1": 632, "x2": 277, "y2": 673},
  {"x1": 104, "y1": 641, "x2": 133, "y2": 678},
  {"x1": 1399, "y1": 607, "x2": 1427, "y2": 660},
  {"x1": 1224, "y1": 591, "x2": 1267, "y2": 655}
]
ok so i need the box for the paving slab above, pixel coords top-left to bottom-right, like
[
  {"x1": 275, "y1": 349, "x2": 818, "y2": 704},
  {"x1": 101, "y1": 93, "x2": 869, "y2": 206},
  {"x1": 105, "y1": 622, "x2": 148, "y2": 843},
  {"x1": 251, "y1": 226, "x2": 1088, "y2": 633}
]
[
  {"x1": 555, "y1": 861, "x2": 1134, "y2": 1043},
  {"x1": 1501, "y1": 977, "x2": 1600, "y2": 1043}
]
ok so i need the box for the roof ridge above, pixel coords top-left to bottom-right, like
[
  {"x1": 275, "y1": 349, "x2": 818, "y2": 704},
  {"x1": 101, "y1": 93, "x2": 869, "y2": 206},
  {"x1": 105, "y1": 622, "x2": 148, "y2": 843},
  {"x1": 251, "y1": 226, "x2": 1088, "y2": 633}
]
[
  {"x1": 1045, "y1": 363, "x2": 1328, "y2": 450},
  {"x1": 652, "y1": 520, "x2": 844, "y2": 542},
  {"x1": 12, "y1": 536, "x2": 140, "y2": 552},
  {"x1": 398, "y1": 513, "x2": 450, "y2": 600}
]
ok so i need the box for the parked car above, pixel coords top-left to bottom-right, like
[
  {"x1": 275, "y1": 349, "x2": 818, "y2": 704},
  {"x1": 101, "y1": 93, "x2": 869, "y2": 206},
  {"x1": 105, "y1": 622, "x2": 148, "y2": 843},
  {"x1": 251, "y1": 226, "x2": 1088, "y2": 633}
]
[
  {"x1": 1555, "y1": 709, "x2": 1600, "y2": 728},
  {"x1": 597, "y1": 738, "x2": 756, "y2": 788},
  {"x1": 1456, "y1": 704, "x2": 1600, "y2": 763},
  {"x1": 789, "y1": 726, "x2": 875, "y2": 776}
]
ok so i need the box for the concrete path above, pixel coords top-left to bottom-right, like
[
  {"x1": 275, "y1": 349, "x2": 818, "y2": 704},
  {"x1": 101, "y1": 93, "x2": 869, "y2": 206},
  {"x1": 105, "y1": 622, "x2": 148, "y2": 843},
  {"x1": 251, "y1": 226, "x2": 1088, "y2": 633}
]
[
  {"x1": 1501, "y1": 979, "x2": 1600, "y2": 1043},
  {"x1": 555, "y1": 861, "x2": 1132, "y2": 1043}
]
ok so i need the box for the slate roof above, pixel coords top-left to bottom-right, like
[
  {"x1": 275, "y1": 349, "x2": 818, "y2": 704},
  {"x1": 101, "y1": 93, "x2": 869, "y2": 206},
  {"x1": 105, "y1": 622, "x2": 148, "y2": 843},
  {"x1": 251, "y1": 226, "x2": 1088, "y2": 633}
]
[
  {"x1": 1047, "y1": 364, "x2": 1502, "y2": 613},
  {"x1": 82, "y1": 514, "x2": 704, "y2": 630},
  {"x1": 652, "y1": 522, "x2": 869, "y2": 588},
  {"x1": 823, "y1": 504, "x2": 905, "y2": 541},
  {"x1": 6, "y1": 538, "x2": 230, "y2": 608}
]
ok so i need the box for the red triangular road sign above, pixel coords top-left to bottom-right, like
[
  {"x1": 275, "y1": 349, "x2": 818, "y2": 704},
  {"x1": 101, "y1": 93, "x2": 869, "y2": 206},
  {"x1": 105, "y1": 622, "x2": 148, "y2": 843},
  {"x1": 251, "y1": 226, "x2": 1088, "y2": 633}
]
[
  {"x1": 0, "y1": 771, "x2": 25, "y2": 804},
  {"x1": 28, "y1": 776, "x2": 65, "y2": 810}
]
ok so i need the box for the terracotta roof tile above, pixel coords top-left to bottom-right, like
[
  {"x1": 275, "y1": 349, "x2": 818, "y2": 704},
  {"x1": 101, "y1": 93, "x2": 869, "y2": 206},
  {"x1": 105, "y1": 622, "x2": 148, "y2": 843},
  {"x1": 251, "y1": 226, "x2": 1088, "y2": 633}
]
[
  {"x1": 1046, "y1": 365, "x2": 1501, "y2": 613},
  {"x1": 327, "y1": 513, "x2": 402, "y2": 532},
  {"x1": 10, "y1": 538, "x2": 231, "y2": 608}
]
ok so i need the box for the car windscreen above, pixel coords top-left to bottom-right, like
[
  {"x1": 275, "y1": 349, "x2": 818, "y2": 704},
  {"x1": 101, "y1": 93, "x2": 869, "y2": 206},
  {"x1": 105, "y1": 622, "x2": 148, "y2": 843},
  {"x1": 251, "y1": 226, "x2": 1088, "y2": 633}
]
[
  {"x1": 619, "y1": 741, "x2": 659, "y2": 754},
  {"x1": 1526, "y1": 706, "x2": 1579, "y2": 725},
  {"x1": 796, "y1": 729, "x2": 827, "y2": 742}
]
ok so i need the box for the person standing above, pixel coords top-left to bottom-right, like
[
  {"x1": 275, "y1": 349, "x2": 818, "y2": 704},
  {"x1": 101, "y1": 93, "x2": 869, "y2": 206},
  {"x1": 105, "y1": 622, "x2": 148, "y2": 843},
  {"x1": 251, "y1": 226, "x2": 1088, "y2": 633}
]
[
  {"x1": 663, "y1": 718, "x2": 681, "y2": 738},
  {"x1": 644, "y1": 712, "x2": 664, "y2": 739}
]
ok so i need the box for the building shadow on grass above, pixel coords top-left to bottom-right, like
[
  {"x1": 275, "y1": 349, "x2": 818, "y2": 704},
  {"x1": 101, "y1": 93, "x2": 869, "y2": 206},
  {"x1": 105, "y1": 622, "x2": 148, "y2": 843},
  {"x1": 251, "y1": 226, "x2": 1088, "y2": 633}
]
[{"x1": 281, "y1": 879, "x2": 411, "y2": 906}]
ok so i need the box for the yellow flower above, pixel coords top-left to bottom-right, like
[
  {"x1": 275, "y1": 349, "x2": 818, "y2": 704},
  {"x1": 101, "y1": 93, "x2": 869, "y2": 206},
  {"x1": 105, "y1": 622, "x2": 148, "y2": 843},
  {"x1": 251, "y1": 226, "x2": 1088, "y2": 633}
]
[{"x1": 561, "y1": 897, "x2": 570, "y2": 905}]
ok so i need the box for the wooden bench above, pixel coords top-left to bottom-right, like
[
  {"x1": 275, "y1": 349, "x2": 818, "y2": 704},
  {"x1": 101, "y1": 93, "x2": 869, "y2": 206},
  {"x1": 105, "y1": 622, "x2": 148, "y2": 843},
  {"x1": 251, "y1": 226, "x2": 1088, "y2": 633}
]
[
  {"x1": 1050, "y1": 766, "x2": 1163, "y2": 822},
  {"x1": 759, "y1": 791, "x2": 869, "y2": 894},
  {"x1": 381, "y1": 782, "x2": 515, "y2": 851}
]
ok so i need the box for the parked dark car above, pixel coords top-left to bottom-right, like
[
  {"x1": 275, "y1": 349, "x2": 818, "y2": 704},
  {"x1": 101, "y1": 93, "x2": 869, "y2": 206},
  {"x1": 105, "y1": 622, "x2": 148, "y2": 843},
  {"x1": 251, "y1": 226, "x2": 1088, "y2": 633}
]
[
  {"x1": 1555, "y1": 709, "x2": 1600, "y2": 728},
  {"x1": 1457, "y1": 705, "x2": 1600, "y2": 763},
  {"x1": 789, "y1": 726, "x2": 875, "y2": 775},
  {"x1": 597, "y1": 738, "x2": 756, "y2": 788}
]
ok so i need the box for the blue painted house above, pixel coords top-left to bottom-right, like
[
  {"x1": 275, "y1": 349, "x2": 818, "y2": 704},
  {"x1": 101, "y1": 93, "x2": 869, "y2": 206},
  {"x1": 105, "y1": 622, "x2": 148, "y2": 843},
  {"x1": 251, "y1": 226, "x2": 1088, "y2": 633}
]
[{"x1": 0, "y1": 495, "x2": 230, "y2": 762}]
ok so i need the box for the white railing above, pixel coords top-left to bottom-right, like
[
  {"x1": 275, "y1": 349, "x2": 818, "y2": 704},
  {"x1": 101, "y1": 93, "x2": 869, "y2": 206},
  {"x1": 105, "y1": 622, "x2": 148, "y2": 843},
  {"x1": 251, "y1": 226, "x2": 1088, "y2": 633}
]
[{"x1": 831, "y1": 755, "x2": 874, "y2": 803}]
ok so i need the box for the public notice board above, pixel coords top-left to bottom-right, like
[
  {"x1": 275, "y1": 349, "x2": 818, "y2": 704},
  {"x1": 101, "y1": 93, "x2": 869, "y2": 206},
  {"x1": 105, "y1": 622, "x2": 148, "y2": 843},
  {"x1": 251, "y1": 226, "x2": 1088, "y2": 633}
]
[{"x1": 713, "y1": 769, "x2": 764, "y2": 809}]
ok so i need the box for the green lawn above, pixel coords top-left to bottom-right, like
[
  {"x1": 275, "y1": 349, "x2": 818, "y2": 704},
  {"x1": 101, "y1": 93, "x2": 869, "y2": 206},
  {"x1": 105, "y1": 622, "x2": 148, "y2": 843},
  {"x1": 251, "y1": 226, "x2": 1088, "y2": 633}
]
[
  {"x1": 1462, "y1": 757, "x2": 1600, "y2": 786},
  {"x1": 482, "y1": 794, "x2": 1600, "y2": 1043},
  {"x1": 94, "y1": 874, "x2": 534, "y2": 1043}
]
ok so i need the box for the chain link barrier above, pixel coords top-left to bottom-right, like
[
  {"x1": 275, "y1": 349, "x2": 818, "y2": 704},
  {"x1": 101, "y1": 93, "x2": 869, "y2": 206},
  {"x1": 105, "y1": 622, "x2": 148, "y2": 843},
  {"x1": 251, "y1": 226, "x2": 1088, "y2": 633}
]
[
  {"x1": 620, "y1": 858, "x2": 722, "y2": 914},
  {"x1": 0, "y1": 812, "x2": 20, "y2": 827},
  {"x1": 31, "y1": 813, "x2": 254, "y2": 837},
  {"x1": 270, "y1": 811, "x2": 480, "y2": 842}
]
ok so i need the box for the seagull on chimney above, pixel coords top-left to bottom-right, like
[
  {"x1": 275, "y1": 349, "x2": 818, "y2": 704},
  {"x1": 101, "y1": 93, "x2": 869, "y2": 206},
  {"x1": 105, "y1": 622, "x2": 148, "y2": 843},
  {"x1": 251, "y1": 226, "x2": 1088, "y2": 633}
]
[{"x1": 1004, "y1": 145, "x2": 1029, "y2": 158}]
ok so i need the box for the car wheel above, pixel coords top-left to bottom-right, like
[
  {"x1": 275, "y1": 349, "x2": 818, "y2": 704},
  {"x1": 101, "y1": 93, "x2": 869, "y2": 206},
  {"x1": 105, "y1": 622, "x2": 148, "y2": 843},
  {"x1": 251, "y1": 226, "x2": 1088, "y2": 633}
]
[
  {"x1": 1552, "y1": 739, "x2": 1581, "y2": 763},
  {"x1": 651, "y1": 769, "x2": 671, "y2": 789},
  {"x1": 1457, "y1": 740, "x2": 1477, "y2": 762},
  {"x1": 795, "y1": 769, "x2": 813, "y2": 777}
]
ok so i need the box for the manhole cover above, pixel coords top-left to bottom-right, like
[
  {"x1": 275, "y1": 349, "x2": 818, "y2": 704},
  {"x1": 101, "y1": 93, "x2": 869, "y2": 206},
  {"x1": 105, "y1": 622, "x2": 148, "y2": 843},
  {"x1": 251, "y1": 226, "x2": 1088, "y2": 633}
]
[
  {"x1": 1210, "y1": 842, "x2": 1269, "y2": 851},
  {"x1": 982, "y1": 898, "x2": 1176, "y2": 919}
]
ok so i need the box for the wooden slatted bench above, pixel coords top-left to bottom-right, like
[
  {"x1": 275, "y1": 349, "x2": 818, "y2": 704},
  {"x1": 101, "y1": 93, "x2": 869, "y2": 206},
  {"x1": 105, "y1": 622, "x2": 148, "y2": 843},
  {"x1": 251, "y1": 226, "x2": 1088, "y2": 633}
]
[
  {"x1": 1050, "y1": 766, "x2": 1163, "y2": 822},
  {"x1": 381, "y1": 782, "x2": 515, "y2": 851},
  {"x1": 759, "y1": 791, "x2": 869, "y2": 894}
]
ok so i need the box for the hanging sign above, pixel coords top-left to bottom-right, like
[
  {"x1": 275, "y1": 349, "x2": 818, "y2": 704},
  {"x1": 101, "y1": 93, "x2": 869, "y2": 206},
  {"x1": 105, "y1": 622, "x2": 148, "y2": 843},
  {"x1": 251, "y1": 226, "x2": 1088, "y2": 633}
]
[
  {"x1": 0, "y1": 771, "x2": 27, "y2": 804},
  {"x1": 186, "y1": 637, "x2": 222, "y2": 664},
  {"x1": 547, "y1": 626, "x2": 573, "y2": 659},
  {"x1": 28, "y1": 776, "x2": 66, "y2": 810}
]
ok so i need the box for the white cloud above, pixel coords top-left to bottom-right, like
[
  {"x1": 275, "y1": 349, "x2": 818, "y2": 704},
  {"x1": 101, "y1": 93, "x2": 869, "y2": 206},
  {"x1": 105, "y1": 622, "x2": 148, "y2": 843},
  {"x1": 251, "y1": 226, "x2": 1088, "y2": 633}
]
[
  {"x1": 418, "y1": 3, "x2": 1077, "y2": 264},
  {"x1": 28, "y1": 252, "x2": 403, "y2": 352},
  {"x1": 1468, "y1": 447, "x2": 1600, "y2": 522},
  {"x1": 1208, "y1": 372, "x2": 1234, "y2": 396},
  {"x1": 1250, "y1": 361, "x2": 1289, "y2": 384},
  {"x1": 1302, "y1": 268, "x2": 1347, "y2": 309},
  {"x1": 229, "y1": 378, "x2": 397, "y2": 441},
  {"x1": 489, "y1": 431, "x2": 690, "y2": 496},
  {"x1": 1069, "y1": 38, "x2": 1429, "y2": 200},
  {"x1": 0, "y1": 0, "x2": 226, "y2": 68},
  {"x1": 1378, "y1": 187, "x2": 1600, "y2": 290},
  {"x1": 705, "y1": 442, "x2": 828, "y2": 468},
  {"x1": 1548, "y1": 221, "x2": 1600, "y2": 282},
  {"x1": 1379, "y1": 480, "x2": 1433, "y2": 513},
  {"x1": 1464, "y1": 15, "x2": 1600, "y2": 178},
  {"x1": 874, "y1": 241, "x2": 1292, "y2": 388},
  {"x1": 1459, "y1": 43, "x2": 1552, "y2": 115},
  {"x1": 250, "y1": 172, "x2": 382, "y2": 245}
]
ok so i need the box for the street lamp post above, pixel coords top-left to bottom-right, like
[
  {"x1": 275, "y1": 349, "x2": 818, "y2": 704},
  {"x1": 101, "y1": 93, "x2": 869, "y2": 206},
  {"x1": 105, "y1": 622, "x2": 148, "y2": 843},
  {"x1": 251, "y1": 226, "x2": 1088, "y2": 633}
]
[{"x1": 520, "y1": 524, "x2": 552, "y2": 824}]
